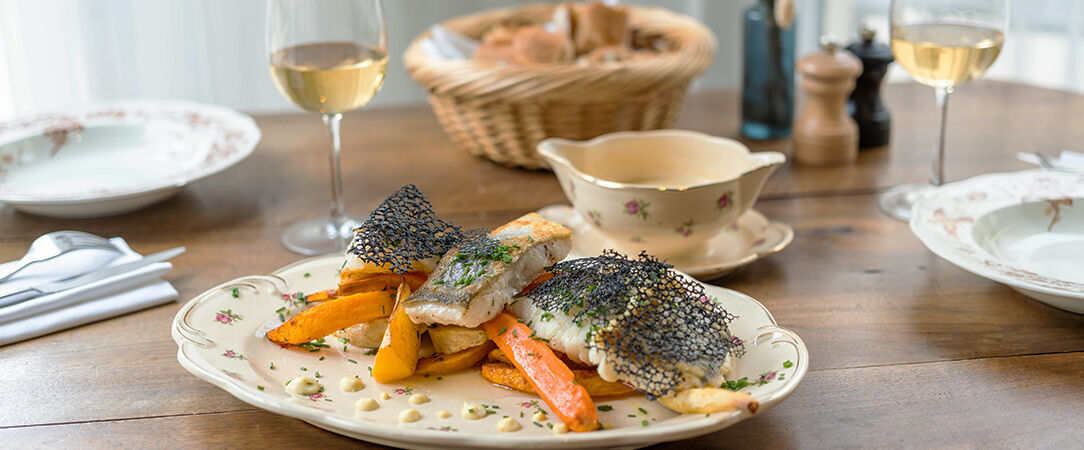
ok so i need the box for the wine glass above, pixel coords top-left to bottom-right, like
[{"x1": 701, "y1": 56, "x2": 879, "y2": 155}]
[
  {"x1": 266, "y1": 0, "x2": 388, "y2": 254},
  {"x1": 879, "y1": 0, "x2": 1007, "y2": 221}
]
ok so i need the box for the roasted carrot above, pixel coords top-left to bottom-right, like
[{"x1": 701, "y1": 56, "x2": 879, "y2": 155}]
[
  {"x1": 266, "y1": 291, "x2": 394, "y2": 345},
  {"x1": 481, "y1": 362, "x2": 638, "y2": 398},
  {"x1": 306, "y1": 272, "x2": 428, "y2": 302},
  {"x1": 481, "y1": 311, "x2": 599, "y2": 432},
  {"x1": 372, "y1": 283, "x2": 422, "y2": 383},
  {"x1": 415, "y1": 341, "x2": 495, "y2": 376}
]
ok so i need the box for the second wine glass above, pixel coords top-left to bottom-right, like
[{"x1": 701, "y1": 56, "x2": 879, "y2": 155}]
[
  {"x1": 267, "y1": 0, "x2": 388, "y2": 254},
  {"x1": 879, "y1": 0, "x2": 1007, "y2": 221}
]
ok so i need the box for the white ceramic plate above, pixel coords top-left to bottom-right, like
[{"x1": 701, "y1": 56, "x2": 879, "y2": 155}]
[
  {"x1": 0, "y1": 101, "x2": 260, "y2": 218},
  {"x1": 538, "y1": 205, "x2": 793, "y2": 281},
  {"x1": 172, "y1": 255, "x2": 808, "y2": 449},
  {"x1": 911, "y1": 170, "x2": 1084, "y2": 313}
]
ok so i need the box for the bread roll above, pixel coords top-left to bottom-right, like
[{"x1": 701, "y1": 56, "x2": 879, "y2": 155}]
[
  {"x1": 572, "y1": 2, "x2": 629, "y2": 54},
  {"x1": 510, "y1": 25, "x2": 574, "y2": 65}
]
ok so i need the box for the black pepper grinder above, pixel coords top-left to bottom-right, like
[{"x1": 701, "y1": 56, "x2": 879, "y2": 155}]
[{"x1": 846, "y1": 26, "x2": 893, "y2": 148}]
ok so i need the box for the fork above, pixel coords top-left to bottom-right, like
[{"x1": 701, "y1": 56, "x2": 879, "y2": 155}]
[{"x1": 0, "y1": 231, "x2": 122, "y2": 284}]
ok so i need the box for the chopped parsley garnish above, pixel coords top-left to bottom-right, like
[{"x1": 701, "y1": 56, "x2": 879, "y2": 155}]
[
  {"x1": 257, "y1": 386, "x2": 264, "y2": 391},
  {"x1": 722, "y1": 377, "x2": 749, "y2": 391},
  {"x1": 783, "y1": 360, "x2": 793, "y2": 368},
  {"x1": 231, "y1": 287, "x2": 239, "y2": 298},
  {"x1": 303, "y1": 272, "x2": 311, "y2": 278},
  {"x1": 597, "y1": 405, "x2": 613, "y2": 411},
  {"x1": 347, "y1": 359, "x2": 357, "y2": 364},
  {"x1": 497, "y1": 327, "x2": 508, "y2": 336}
]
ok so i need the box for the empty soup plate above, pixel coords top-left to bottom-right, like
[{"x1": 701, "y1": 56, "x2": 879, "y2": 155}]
[
  {"x1": 0, "y1": 101, "x2": 260, "y2": 218},
  {"x1": 911, "y1": 170, "x2": 1084, "y2": 313}
]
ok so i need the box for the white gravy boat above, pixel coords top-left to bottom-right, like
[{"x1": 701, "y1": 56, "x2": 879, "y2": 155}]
[{"x1": 538, "y1": 130, "x2": 785, "y2": 261}]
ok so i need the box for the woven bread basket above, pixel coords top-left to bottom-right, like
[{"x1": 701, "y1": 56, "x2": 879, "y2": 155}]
[{"x1": 404, "y1": 3, "x2": 716, "y2": 169}]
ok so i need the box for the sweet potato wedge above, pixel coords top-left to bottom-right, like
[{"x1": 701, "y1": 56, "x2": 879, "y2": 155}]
[
  {"x1": 338, "y1": 273, "x2": 427, "y2": 296},
  {"x1": 482, "y1": 312, "x2": 599, "y2": 432},
  {"x1": 372, "y1": 284, "x2": 422, "y2": 383},
  {"x1": 481, "y1": 362, "x2": 638, "y2": 398},
  {"x1": 415, "y1": 341, "x2": 495, "y2": 376},
  {"x1": 306, "y1": 273, "x2": 428, "y2": 302},
  {"x1": 266, "y1": 291, "x2": 394, "y2": 345}
]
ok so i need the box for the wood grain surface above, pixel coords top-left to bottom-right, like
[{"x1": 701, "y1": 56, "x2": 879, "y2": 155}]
[{"x1": 1, "y1": 80, "x2": 1082, "y2": 448}]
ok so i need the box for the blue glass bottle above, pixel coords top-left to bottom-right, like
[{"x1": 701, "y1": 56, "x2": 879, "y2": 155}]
[{"x1": 741, "y1": 0, "x2": 795, "y2": 140}]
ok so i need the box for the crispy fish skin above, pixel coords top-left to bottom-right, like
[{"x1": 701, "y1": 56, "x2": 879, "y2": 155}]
[{"x1": 403, "y1": 213, "x2": 571, "y2": 328}]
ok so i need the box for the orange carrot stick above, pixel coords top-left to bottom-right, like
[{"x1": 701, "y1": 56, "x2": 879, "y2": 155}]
[
  {"x1": 266, "y1": 291, "x2": 394, "y2": 345},
  {"x1": 481, "y1": 311, "x2": 599, "y2": 432}
]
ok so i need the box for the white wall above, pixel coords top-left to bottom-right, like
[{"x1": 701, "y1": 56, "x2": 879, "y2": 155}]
[{"x1": 2, "y1": 0, "x2": 1080, "y2": 121}]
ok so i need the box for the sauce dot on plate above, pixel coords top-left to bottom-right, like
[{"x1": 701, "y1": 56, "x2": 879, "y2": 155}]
[
  {"x1": 339, "y1": 376, "x2": 365, "y2": 392},
  {"x1": 461, "y1": 402, "x2": 486, "y2": 420},
  {"x1": 380, "y1": 392, "x2": 392, "y2": 400},
  {"x1": 532, "y1": 411, "x2": 547, "y2": 422},
  {"x1": 285, "y1": 376, "x2": 321, "y2": 395},
  {"x1": 408, "y1": 393, "x2": 430, "y2": 405},
  {"x1": 552, "y1": 422, "x2": 569, "y2": 434},
  {"x1": 399, "y1": 408, "x2": 422, "y2": 423},
  {"x1": 437, "y1": 410, "x2": 452, "y2": 419},
  {"x1": 497, "y1": 417, "x2": 521, "y2": 432},
  {"x1": 355, "y1": 397, "x2": 379, "y2": 411}
]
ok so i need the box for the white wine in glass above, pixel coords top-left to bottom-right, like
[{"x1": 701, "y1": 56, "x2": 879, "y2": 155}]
[
  {"x1": 270, "y1": 42, "x2": 388, "y2": 114},
  {"x1": 879, "y1": 0, "x2": 1007, "y2": 221},
  {"x1": 267, "y1": 0, "x2": 387, "y2": 255}
]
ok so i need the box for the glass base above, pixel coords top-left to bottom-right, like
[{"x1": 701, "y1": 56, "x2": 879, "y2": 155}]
[
  {"x1": 281, "y1": 215, "x2": 361, "y2": 256},
  {"x1": 878, "y1": 182, "x2": 935, "y2": 221},
  {"x1": 741, "y1": 121, "x2": 791, "y2": 140}
]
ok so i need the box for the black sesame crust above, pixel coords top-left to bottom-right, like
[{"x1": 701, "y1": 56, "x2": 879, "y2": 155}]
[
  {"x1": 527, "y1": 250, "x2": 744, "y2": 398},
  {"x1": 346, "y1": 184, "x2": 473, "y2": 274}
]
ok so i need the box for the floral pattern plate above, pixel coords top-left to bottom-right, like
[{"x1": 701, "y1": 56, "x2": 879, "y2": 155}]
[
  {"x1": 172, "y1": 255, "x2": 808, "y2": 449},
  {"x1": 537, "y1": 205, "x2": 794, "y2": 281},
  {"x1": 911, "y1": 170, "x2": 1084, "y2": 314},
  {"x1": 0, "y1": 101, "x2": 260, "y2": 218}
]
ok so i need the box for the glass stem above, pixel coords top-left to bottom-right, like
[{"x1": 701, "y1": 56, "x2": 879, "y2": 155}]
[
  {"x1": 322, "y1": 113, "x2": 347, "y2": 229},
  {"x1": 930, "y1": 87, "x2": 952, "y2": 187}
]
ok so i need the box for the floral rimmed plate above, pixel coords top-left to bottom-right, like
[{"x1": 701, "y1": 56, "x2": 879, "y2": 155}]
[
  {"x1": 172, "y1": 255, "x2": 808, "y2": 449},
  {"x1": 0, "y1": 101, "x2": 260, "y2": 218},
  {"x1": 911, "y1": 170, "x2": 1084, "y2": 314},
  {"x1": 537, "y1": 205, "x2": 793, "y2": 281}
]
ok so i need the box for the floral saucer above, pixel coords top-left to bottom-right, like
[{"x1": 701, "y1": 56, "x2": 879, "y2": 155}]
[
  {"x1": 911, "y1": 170, "x2": 1084, "y2": 314},
  {"x1": 537, "y1": 205, "x2": 793, "y2": 280}
]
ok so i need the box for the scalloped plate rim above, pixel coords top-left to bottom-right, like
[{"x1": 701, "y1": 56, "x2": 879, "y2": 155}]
[
  {"x1": 0, "y1": 100, "x2": 261, "y2": 204},
  {"x1": 172, "y1": 254, "x2": 809, "y2": 449}
]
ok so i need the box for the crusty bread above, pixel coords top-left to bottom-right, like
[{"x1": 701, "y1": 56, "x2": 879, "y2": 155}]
[
  {"x1": 510, "y1": 25, "x2": 575, "y2": 65},
  {"x1": 572, "y1": 1, "x2": 629, "y2": 54}
]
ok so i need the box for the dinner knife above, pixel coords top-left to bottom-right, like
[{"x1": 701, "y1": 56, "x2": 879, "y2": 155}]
[{"x1": 0, "y1": 246, "x2": 185, "y2": 307}]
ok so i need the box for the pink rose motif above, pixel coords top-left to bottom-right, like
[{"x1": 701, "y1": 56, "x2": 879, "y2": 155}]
[
  {"x1": 587, "y1": 210, "x2": 602, "y2": 228},
  {"x1": 214, "y1": 309, "x2": 243, "y2": 325},
  {"x1": 307, "y1": 393, "x2": 324, "y2": 402},
  {"x1": 222, "y1": 349, "x2": 245, "y2": 360},
  {"x1": 674, "y1": 220, "x2": 694, "y2": 237},
  {"x1": 521, "y1": 402, "x2": 534, "y2": 408},
  {"x1": 625, "y1": 200, "x2": 640, "y2": 215},
  {"x1": 716, "y1": 192, "x2": 732, "y2": 210}
]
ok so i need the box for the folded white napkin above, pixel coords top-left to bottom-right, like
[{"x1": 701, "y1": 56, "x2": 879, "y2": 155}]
[{"x1": 0, "y1": 237, "x2": 178, "y2": 346}]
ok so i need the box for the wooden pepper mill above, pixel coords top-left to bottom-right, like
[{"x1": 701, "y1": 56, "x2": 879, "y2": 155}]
[
  {"x1": 793, "y1": 37, "x2": 862, "y2": 166},
  {"x1": 847, "y1": 26, "x2": 894, "y2": 148}
]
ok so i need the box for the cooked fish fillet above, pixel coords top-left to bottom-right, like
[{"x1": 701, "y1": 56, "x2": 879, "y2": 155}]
[
  {"x1": 403, "y1": 213, "x2": 572, "y2": 328},
  {"x1": 506, "y1": 252, "x2": 743, "y2": 398}
]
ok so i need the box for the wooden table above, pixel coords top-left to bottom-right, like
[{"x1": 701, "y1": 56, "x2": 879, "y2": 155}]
[{"x1": 2, "y1": 80, "x2": 1082, "y2": 448}]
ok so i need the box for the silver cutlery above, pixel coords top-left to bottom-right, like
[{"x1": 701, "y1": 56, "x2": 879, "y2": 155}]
[
  {"x1": 0, "y1": 231, "x2": 122, "y2": 283},
  {"x1": 0, "y1": 246, "x2": 185, "y2": 307},
  {"x1": 1033, "y1": 150, "x2": 1056, "y2": 169}
]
